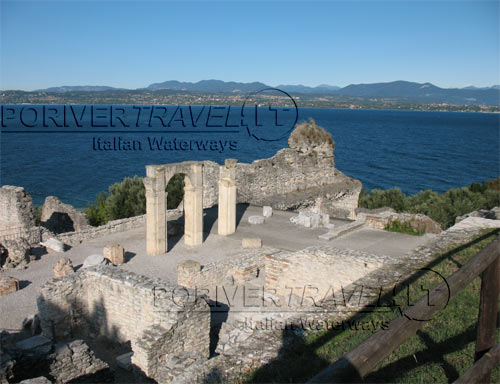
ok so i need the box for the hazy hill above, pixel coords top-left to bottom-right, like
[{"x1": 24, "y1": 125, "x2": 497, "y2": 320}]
[
  {"x1": 36, "y1": 85, "x2": 120, "y2": 93},
  {"x1": 336, "y1": 80, "x2": 499, "y2": 105},
  {"x1": 145, "y1": 79, "x2": 269, "y2": 93}
]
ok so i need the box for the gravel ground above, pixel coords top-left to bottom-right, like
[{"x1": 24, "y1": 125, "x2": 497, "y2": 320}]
[{"x1": 0, "y1": 205, "x2": 430, "y2": 332}]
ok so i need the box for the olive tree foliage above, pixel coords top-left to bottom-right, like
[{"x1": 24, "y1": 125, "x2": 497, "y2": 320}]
[
  {"x1": 359, "y1": 178, "x2": 500, "y2": 229},
  {"x1": 85, "y1": 174, "x2": 185, "y2": 226}
]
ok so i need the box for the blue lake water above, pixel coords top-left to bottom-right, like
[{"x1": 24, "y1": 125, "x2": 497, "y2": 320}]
[{"x1": 1, "y1": 106, "x2": 499, "y2": 208}]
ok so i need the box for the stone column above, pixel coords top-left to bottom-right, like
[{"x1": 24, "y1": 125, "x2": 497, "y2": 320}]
[
  {"x1": 184, "y1": 164, "x2": 203, "y2": 246},
  {"x1": 218, "y1": 159, "x2": 237, "y2": 236},
  {"x1": 144, "y1": 166, "x2": 166, "y2": 255}
]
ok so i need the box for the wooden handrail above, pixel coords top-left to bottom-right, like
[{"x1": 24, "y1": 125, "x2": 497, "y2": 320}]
[{"x1": 309, "y1": 236, "x2": 499, "y2": 383}]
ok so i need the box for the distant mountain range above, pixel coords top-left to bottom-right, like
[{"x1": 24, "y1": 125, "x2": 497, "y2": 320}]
[{"x1": 32, "y1": 80, "x2": 500, "y2": 105}]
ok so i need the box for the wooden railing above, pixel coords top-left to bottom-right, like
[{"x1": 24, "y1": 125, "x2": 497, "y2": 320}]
[{"x1": 309, "y1": 236, "x2": 500, "y2": 384}]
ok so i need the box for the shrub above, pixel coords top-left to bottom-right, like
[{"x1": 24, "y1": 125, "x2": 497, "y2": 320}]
[
  {"x1": 359, "y1": 178, "x2": 500, "y2": 229},
  {"x1": 166, "y1": 174, "x2": 185, "y2": 209},
  {"x1": 288, "y1": 118, "x2": 334, "y2": 148},
  {"x1": 385, "y1": 219, "x2": 425, "y2": 236},
  {"x1": 84, "y1": 174, "x2": 185, "y2": 226}
]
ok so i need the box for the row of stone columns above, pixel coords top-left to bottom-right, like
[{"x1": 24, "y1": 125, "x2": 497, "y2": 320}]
[{"x1": 144, "y1": 160, "x2": 237, "y2": 256}]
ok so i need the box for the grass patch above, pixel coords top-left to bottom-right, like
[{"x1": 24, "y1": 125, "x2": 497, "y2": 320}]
[
  {"x1": 385, "y1": 219, "x2": 425, "y2": 236},
  {"x1": 244, "y1": 229, "x2": 499, "y2": 383}
]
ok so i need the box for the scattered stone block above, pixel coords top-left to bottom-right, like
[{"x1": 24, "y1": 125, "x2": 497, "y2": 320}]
[
  {"x1": 103, "y1": 243, "x2": 125, "y2": 265},
  {"x1": 302, "y1": 214, "x2": 312, "y2": 228},
  {"x1": 242, "y1": 238, "x2": 262, "y2": 249},
  {"x1": 20, "y1": 377, "x2": 52, "y2": 384},
  {"x1": 53, "y1": 258, "x2": 74, "y2": 278},
  {"x1": 41, "y1": 238, "x2": 65, "y2": 253},
  {"x1": 0, "y1": 276, "x2": 19, "y2": 296},
  {"x1": 263, "y1": 206, "x2": 273, "y2": 218},
  {"x1": 248, "y1": 215, "x2": 265, "y2": 225},
  {"x1": 116, "y1": 352, "x2": 133, "y2": 371},
  {"x1": 82, "y1": 254, "x2": 109, "y2": 269}
]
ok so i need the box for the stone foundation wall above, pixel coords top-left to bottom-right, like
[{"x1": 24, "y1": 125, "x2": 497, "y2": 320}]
[
  {"x1": 55, "y1": 215, "x2": 146, "y2": 245},
  {"x1": 265, "y1": 246, "x2": 385, "y2": 299},
  {"x1": 37, "y1": 266, "x2": 210, "y2": 380},
  {"x1": 177, "y1": 247, "x2": 280, "y2": 289}
]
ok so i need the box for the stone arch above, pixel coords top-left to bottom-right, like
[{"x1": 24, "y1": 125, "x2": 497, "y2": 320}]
[
  {"x1": 144, "y1": 162, "x2": 203, "y2": 255},
  {"x1": 144, "y1": 159, "x2": 238, "y2": 256}
]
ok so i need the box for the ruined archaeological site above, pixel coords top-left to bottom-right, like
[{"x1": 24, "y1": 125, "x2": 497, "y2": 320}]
[{"x1": 1, "y1": 121, "x2": 499, "y2": 383}]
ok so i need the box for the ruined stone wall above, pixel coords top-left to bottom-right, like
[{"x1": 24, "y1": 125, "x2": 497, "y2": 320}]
[
  {"x1": 200, "y1": 123, "x2": 362, "y2": 219},
  {"x1": 265, "y1": 246, "x2": 385, "y2": 299},
  {"x1": 0, "y1": 186, "x2": 35, "y2": 236},
  {"x1": 177, "y1": 247, "x2": 280, "y2": 289},
  {"x1": 37, "y1": 266, "x2": 210, "y2": 380},
  {"x1": 40, "y1": 196, "x2": 89, "y2": 233},
  {"x1": 54, "y1": 214, "x2": 146, "y2": 245}
]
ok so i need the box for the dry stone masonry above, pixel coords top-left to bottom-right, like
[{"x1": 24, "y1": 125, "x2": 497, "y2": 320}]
[
  {"x1": 265, "y1": 246, "x2": 385, "y2": 299},
  {"x1": 0, "y1": 185, "x2": 35, "y2": 237},
  {"x1": 40, "y1": 196, "x2": 90, "y2": 234},
  {"x1": 199, "y1": 120, "x2": 362, "y2": 220},
  {"x1": 37, "y1": 265, "x2": 210, "y2": 382}
]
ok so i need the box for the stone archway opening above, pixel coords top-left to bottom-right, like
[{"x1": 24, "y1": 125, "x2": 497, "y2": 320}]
[
  {"x1": 144, "y1": 162, "x2": 204, "y2": 255},
  {"x1": 144, "y1": 160, "x2": 237, "y2": 256}
]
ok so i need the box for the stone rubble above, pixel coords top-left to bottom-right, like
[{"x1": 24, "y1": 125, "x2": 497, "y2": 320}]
[
  {"x1": 40, "y1": 238, "x2": 65, "y2": 253},
  {"x1": 52, "y1": 258, "x2": 74, "y2": 278},
  {"x1": 0, "y1": 238, "x2": 31, "y2": 269},
  {"x1": 248, "y1": 215, "x2": 265, "y2": 225},
  {"x1": 455, "y1": 206, "x2": 500, "y2": 223},
  {"x1": 0, "y1": 276, "x2": 20, "y2": 296},
  {"x1": 82, "y1": 254, "x2": 109, "y2": 269},
  {"x1": 262, "y1": 206, "x2": 273, "y2": 218},
  {"x1": 290, "y1": 211, "x2": 330, "y2": 228}
]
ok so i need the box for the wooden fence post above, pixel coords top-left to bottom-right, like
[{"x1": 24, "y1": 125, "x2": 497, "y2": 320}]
[{"x1": 474, "y1": 253, "x2": 499, "y2": 383}]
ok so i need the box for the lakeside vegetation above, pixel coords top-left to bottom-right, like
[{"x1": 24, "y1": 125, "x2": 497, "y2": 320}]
[
  {"x1": 359, "y1": 178, "x2": 500, "y2": 229},
  {"x1": 84, "y1": 174, "x2": 184, "y2": 226}
]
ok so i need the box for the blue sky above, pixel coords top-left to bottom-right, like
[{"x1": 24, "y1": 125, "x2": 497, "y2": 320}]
[{"x1": 1, "y1": 0, "x2": 498, "y2": 90}]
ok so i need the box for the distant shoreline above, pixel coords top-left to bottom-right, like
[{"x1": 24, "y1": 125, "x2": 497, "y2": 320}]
[{"x1": 0, "y1": 101, "x2": 498, "y2": 114}]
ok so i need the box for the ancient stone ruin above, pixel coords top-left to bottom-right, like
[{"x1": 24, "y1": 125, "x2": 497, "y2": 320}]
[
  {"x1": 36, "y1": 266, "x2": 210, "y2": 382},
  {"x1": 144, "y1": 159, "x2": 238, "y2": 255},
  {"x1": 198, "y1": 120, "x2": 362, "y2": 219},
  {"x1": 0, "y1": 185, "x2": 36, "y2": 237},
  {"x1": 40, "y1": 196, "x2": 89, "y2": 234}
]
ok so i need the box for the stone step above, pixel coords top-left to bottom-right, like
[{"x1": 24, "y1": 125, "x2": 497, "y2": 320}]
[{"x1": 318, "y1": 221, "x2": 365, "y2": 241}]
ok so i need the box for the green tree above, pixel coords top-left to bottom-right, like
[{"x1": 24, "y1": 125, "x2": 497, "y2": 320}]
[{"x1": 84, "y1": 174, "x2": 185, "y2": 226}]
